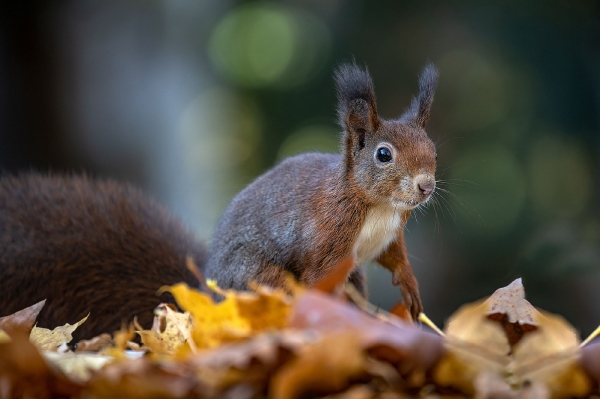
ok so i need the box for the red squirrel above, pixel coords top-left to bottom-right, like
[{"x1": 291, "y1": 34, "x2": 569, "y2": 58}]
[
  {"x1": 206, "y1": 62, "x2": 438, "y2": 319},
  {"x1": 0, "y1": 62, "x2": 437, "y2": 339}
]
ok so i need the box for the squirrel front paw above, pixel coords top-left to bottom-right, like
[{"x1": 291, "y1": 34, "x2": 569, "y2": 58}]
[{"x1": 392, "y1": 272, "x2": 423, "y2": 321}]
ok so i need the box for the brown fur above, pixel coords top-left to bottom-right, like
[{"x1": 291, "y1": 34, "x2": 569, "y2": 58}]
[
  {"x1": 0, "y1": 174, "x2": 205, "y2": 340},
  {"x1": 207, "y1": 63, "x2": 439, "y2": 319}
]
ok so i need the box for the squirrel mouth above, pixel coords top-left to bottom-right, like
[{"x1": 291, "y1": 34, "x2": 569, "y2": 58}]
[{"x1": 392, "y1": 199, "x2": 420, "y2": 209}]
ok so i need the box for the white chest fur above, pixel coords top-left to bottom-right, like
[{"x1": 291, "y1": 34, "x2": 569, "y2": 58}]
[{"x1": 354, "y1": 203, "x2": 403, "y2": 265}]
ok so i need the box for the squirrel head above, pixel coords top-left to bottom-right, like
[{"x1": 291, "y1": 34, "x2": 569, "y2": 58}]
[{"x1": 335, "y1": 62, "x2": 438, "y2": 210}]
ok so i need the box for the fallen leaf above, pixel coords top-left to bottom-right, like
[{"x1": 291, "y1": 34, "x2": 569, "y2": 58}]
[
  {"x1": 486, "y1": 278, "x2": 539, "y2": 347},
  {"x1": 389, "y1": 303, "x2": 412, "y2": 322},
  {"x1": 190, "y1": 330, "x2": 313, "y2": 395},
  {"x1": 290, "y1": 290, "x2": 443, "y2": 376},
  {"x1": 76, "y1": 333, "x2": 113, "y2": 352},
  {"x1": 0, "y1": 329, "x2": 10, "y2": 342},
  {"x1": 30, "y1": 314, "x2": 89, "y2": 351},
  {"x1": 191, "y1": 330, "x2": 311, "y2": 371},
  {"x1": 510, "y1": 314, "x2": 589, "y2": 397},
  {"x1": 0, "y1": 300, "x2": 46, "y2": 336},
  {"x1": 269, "y1": 332, "x2": 366, "y2": 399},
  {"x1": 44, "y1": 352, "x2": 113, "y2": 382},
  {"x1": 434, "y1": 278, "x2": 591, "y2": 398},
  {"x1": 0, "y1": 331, "x2": 82, "y2": 398},
  {"x1": 580, "y1": 342, "x2": 600, "y2": 384},
  {"x1": 439, "y1": 298, "x2": 511, "y2": 391},
  {"x1": 163, "y1": 282, "x2": 293, "y2": 350},
  {"x1": 163, "y1": 283, "x2": 251, "y2": 349},
  {"x1": 236, "y1": 282, "x2": 292, "y2": 332},
  {"x1": 137, "y1": 304, "x2": 194, "y2": 355},
  {"x1": 85, "y1": 357, "x2": 197, "y2": 398}
]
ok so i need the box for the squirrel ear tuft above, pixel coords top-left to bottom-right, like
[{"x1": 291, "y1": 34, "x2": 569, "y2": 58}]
[
  {"x1": 334, "y1": 62, "x2": 379, "y2": 148},
  {"x1": 401, "y1": 63, "x2": 438, "y2": 128}
]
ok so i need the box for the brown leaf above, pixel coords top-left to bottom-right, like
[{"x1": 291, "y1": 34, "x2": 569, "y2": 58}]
[
  {"x1": 580, "y1": 342, "x2": 600, "y2": 384},
  {"x1": 269, "y1": 332, "x2": 366, "y2": 399},
  {"x1": 486, "y1": 278, "x2": 538, "y2": 347},
  {"x1": 85, "y1": 357, "x2": 196, "y2": 398},
  {"x1": 76, "y1": 333, "x2": 113, "y2": 352},
  {"x1": 190, "y1": 330, "x2": 312, "y2": 395},
  {"x1": 290, "y1": 290, "x2": 443, "y2": 375},
  {"x1": 0, "y1": 331, "x2": 82, "y2": 398},
  {"x1": 0, "y1": 299, "x2": 46, "y2": 336},
  {"x1": 389, "y1": 303, "x2": 412, "y2": 322},
  {"x1": 191, "y1": 330, "x2": 310, "y2": 371}
]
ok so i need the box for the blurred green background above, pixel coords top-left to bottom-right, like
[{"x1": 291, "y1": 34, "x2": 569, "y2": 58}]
[{"x1": 1, "y1": 1, "x2": 599, "y2": 334}]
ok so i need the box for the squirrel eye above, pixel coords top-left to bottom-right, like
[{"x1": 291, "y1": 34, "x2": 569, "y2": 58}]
[{"x1": 376, "y1": 147, "x2": 393, "y2": 163}]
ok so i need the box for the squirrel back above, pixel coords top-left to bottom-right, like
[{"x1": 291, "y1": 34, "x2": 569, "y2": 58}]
[{"x1": 0, "y1": 173, "x2": 205, "y2": 340}]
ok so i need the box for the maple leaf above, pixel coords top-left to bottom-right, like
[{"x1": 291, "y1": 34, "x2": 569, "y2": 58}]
[
  {"x1": 136, "y1": 303, "x2": 194, "y2": 355},
  {"x1": 162, "y1": 281, "x2": 292, "y2": 350},
  {"x1": 30, "y1": 314, "x2": 89, "y2": 351}
]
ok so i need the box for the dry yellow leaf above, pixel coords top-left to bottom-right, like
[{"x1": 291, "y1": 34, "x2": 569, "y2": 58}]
[
  {"x1": 137, "y1": 304, "x2": 194, "y2": 355},
  {"x1": 445, "y1": 300, "x2": 511, "y2": 355},
  {"x1": 44, "y1": 352, "x2": 112, "y2": 382},
  {"x1": 436, "y1": 299, "x2": 511, "y2": 393},
  {"x1": 0, "y1": 329, "x2": 10, "y2": 343},
  {"x1": 234, "y1": 282, "x2": 292, "y2": 332},
  {"x1": 162, "y1": 282, "x2": 292, "y2": 350},
  {"x1": 162, "y1": 283, "x2": 251, "y2": 349},
  {"x1": 510, "y1": 310, "x2": 589, "y2": 398},
  {"x1": 30, "y1": 314, "x2": 89, "y2": 351},
  {"x1": 435, "y1": 279, "x2": 591, "y2": 398}
]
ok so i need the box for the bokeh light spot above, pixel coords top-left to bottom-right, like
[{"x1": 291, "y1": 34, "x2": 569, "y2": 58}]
[
  {"x1": 208, "y1": 3, "x2": 331, "y2": 88},
  {"x1": 180, "y1": 87, "x2": 263, "y2": 171},
  {"x1": 448, "y1": 145, "x2": 526, "y2": 235},
  {"x1": 528, "y1": 135, "x2": 592, "y2": 219},
  {"x1": 277, "y1": 125, "x2": 339, "y2": 161},
  {"x1": 439, "y1": 50, "x2": 515, "y2": 133}
]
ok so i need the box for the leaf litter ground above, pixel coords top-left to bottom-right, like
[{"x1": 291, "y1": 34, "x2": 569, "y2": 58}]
[{"x1": 1, "y1": 264, "x2": 600, "y2": 399}]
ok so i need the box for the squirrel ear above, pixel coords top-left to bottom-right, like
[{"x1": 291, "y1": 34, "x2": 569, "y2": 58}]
[
  {"x1": 401, "y1": 63, "x2": 438, "y2": 128},
  {"x1": 335, "y1": 62, "x2": 379, "y2": 150}
]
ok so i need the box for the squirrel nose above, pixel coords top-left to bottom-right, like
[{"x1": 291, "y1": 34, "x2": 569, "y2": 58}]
[{"x1": 417, "y1": 179, "x2": 435, "y2": 196}]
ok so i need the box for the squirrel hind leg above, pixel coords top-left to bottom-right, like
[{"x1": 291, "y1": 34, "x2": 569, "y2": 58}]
[{"x1": 252, "y1": 262, "x2": 292, "y2": 290}]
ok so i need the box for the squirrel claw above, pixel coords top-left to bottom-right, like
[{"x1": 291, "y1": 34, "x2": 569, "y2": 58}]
[{"x1": 395, "y1": 273, "x2": 423, "y2": 321}]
